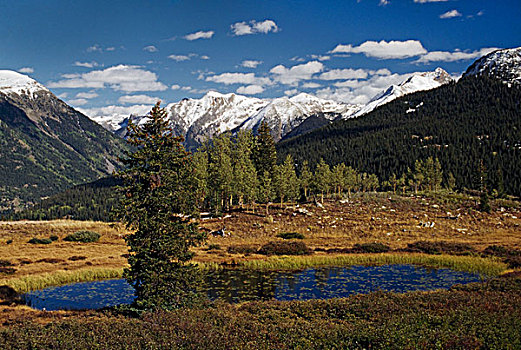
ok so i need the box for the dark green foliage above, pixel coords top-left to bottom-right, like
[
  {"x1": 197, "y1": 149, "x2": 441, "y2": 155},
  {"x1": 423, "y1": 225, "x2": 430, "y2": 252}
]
[
  {"x1": 68, "y1": 256, "x2": 87, "y2": 261},
  {"x1": 115, "y1": 102, "x2": 206, "y2": 310},
  {"x1": 352, "y1": 242, "x2": 391, "y2": 253},
  {"x1": 27, "y1": 237, "x2": 52, "y2": 245},
  {"x1": 253, "y1": 120, "x2": 277, "y2": 179},
  {"x1": 1, "y1": 276, "x2": 521, "y2": 348},
  {"x1": 49, "y1": 235, "x2": 59, "y2": 241},
  {"x1": 405, "y1": 241, "x2": 476, "y2": 255},
  {"x1": 63, "y1": 231, "x2": 100, "y2": 243},
  {"x1": 0, "y1": 267, "x2": 16, "y2": 275},
  {"x1": 0, "y1": 285, "x2": 19, "y2": 303},
  {"x1": 4, "y1": 177, "x2": 122, "y2": 221},
  {"x1": 258, "y1": 241, "x2": 313, "y2": 256},
  {"x1": 276, "y1": 232, "x2": 305, "y2": 240},
  {"x1": 277, "y1": 76, "x2": 521, "y2": 196},
  {"x1": 483, "y1": 245, "x2": 520, "y2": 258},
  {"x1": 5, "y1": 239, "x2": 12, "y2": 245},
  {"x1": 207, "y1": 244, "x2": 221, "y2": 251}
]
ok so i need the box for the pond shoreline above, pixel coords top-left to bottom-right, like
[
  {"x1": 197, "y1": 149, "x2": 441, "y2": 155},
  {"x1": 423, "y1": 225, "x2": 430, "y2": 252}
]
[{"x1": 1, "y1": 253, "x2": 508, "y2": 294}]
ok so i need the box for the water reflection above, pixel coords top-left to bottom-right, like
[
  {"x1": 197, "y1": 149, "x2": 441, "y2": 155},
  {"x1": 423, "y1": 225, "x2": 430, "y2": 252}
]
[{"x1": 23, "y1": 264, "x2": 483, "y2": 310}]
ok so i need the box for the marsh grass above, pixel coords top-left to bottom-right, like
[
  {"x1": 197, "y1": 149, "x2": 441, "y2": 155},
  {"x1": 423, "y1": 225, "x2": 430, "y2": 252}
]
[
  {"x1": 0, "y1": 268, "x2": 123, "y2": 293},
  {"x1": 239, "y1": 253, "x2": 508, "y2": 277}
]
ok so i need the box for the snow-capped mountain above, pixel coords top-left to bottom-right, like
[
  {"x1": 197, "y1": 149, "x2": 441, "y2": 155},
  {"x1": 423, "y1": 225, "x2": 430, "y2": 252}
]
[
  {"x1": 351, "y1": 68, "x2": 453, "y2": 118},
  {"x1": 464, "y1": 47, "x2": 521, "y2": 86},
  {"x1": 0, "y1": 70, "x2": 49, "y2": 98},
  {"x1": 0, "y1": 70, "x2": 127, "y2": 211},
  {"x1": 106, "y1": 91, "x2": 360, "y2": 147}
]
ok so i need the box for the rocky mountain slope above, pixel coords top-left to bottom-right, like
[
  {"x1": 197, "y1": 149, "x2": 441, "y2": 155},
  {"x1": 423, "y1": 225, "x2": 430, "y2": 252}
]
[
  {"x1": 0, "y1": 70, "x2": 127, "y2": 212},
  {"x1": 464, "y1": 47, "x2": 521, "y2": 86}
]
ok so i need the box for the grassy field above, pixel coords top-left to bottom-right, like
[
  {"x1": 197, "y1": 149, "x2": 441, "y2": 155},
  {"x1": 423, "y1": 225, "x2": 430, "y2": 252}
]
[{"x1": 1, "y1": 192, "x2": 520, "y2": 293}]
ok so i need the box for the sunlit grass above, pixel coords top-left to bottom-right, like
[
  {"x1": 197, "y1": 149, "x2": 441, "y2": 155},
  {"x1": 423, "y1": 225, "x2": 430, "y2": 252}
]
[
  {"x1": 238, "y1": 253, "x2": 508, "y2": 277},
  {"x1": 0, "y1": 268, "x2": 124, "y2": 293}
]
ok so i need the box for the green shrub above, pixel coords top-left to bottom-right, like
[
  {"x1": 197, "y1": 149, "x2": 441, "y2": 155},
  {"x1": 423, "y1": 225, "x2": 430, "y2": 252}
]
[
  {"x1": 352, "y1": 243, "x2": 390, "y2": 253},
  {"x1": 258, "y1": 241, "x2": 313, "y2": 256},
  {"x1": 0, "y1": 259, "x2": 13, "y2": 267},
  {"x1": 277, "y1": 232, "x2": 305, "y2": 240},
  {"x1": 6, "y1": 239, "x2": 12, "y2": 245},
  {"x1": 64, "y1": 230, "x2": 100, "y2": 243},
  {"x1": 49, "y1": 235, "x2": 59, "y2": 241},
  {"x1": 207, "y1": 244, "x2": 221, "y2": 251},
  {"x1": 28, "y1": 237, "x2": 52, "y2": 244}
]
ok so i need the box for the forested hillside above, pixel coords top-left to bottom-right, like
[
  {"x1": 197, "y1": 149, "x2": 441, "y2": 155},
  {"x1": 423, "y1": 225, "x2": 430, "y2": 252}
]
[{"x1": 277, "y1": 76, "x2": 521, "y2": 196}]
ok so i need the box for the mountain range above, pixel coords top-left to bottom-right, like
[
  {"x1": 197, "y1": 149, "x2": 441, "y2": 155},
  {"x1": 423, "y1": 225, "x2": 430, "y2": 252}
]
[
  {"x1": 1, "y1": 47, "x2": 520, "y2": 213},
  {"x1": 91, "y1": 67, "x2": 454, "y2": 148}
]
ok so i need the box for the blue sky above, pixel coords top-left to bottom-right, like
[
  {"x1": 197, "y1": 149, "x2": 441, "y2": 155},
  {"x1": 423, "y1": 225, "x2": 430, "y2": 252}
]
[{"x1": 1, "y1": 0, "x2": 520, "y2": 118}]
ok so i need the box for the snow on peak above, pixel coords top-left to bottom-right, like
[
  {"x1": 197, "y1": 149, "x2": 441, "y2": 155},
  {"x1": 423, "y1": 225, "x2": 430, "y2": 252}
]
[
  {"x1": 352, "y1": 68, "x2": 453, "y2": 118},
  {"x1": 0, "y1": 70, "x2": 48, "y2": 98},
  {"x1": 464, "y1": 47, "x2": 521, "y2": 85}
]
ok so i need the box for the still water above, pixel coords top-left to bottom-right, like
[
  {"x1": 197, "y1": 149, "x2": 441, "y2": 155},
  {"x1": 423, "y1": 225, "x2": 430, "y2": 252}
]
[{"x1": 23, "y1": 264, "x2": 483, "y2": 311}]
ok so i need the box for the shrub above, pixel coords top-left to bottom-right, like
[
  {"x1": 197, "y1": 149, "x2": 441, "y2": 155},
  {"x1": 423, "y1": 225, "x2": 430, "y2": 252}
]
[
  {"x1": 405, "y1": 241, "x2": 475, "y2": 255},
  {"x1": 0, "y1": 267, "x2": 16, "y2": 275},
  {"x1": 64, "y1": 230, "x2": 100, "y2": 243},
  {"x1": 6, "y1": 239, "x2": 12, "y2": 245},
  {"x1": 36, "y1": 258, "x2": 64, "y2": 264},
  {"x1": 227, "y1": 245, "x2": 258, "y2": 255},
  {"x1": 483, "y1": 245, "x2": 520, "y2": 258},
  {"x1": 0, "y1": 259, "x2": 13, "y2": 267},
  {"x1": 28, "y1": 237, "x2": 52, "y2": 244},
  {"x1": 505, "y1": 256, "x2": 521, "y2": 269},
  {"x1": 68, "y1": 256, "x2": 87, "y2": 261},
  {"x1": 50, "y1": 235, "x2": 59, "y2": 241},
  {"x1": 258, "y1": 241, "x2": 313, "y2": 256},
  {"x1": 352, "y1": 243, "x2": 390, "y2": 253},
  {"x1": 277, "y1": 232, "x2": 305, "y2": 240},
  {"x1": 207, "y1": 244, "x2": 221, "y2": 251}
]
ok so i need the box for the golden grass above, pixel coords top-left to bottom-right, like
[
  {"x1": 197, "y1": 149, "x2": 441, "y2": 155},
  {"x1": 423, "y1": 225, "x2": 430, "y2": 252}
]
[
  {"x1": 0, "y1": 267, "x2": 124, "y2": 294},
  {"x1": 238, "y1": 253, "x2": 508, "y2": 277}
]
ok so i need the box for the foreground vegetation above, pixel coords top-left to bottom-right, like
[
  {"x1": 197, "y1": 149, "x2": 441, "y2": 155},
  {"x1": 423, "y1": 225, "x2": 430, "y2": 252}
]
[{"x1": 1, "y1": 275, "x2": 520, "y2": 349}]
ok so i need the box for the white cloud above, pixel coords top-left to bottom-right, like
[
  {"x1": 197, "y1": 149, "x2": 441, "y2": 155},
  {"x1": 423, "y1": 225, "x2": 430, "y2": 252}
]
[
  {"x1": 414, "y1": 0, "x2": 448, "y2": 3},
  {"x1": 440, "y1": 10, "x2": 462, "y2": 19},
  {"x1": 79, "y1": 104, "x2": 152, "y2": 119},
  {"x1": 118, "y1": 95, "x2": 159, "y2": 104},
  {"x1": 231, "y1": 19, "x2": 279, "y2": 36},
  {"x1": 415, "y1": 47, "x2": 499, "y2": 63},
  {"x1": 68, "y1": 98, "x2": 88, "y2": 106},
  {"x1": 200, "y1": 55, "x2": 210, "y2": 60},
  {"x1": 168, "y1": 54, "x2": 191, "y2": 62},
  {"x1": 18, "y1": 67, "x2": 34, "y2": 74},
  {"x1": 74, "y1": 61, "x2": 99, "y2": 68},
  {"x1": 48, "y1": 65, "x2": 168, "y2": 92},
  {"x1": 236, "y1": 85, "x2": 265, "y2": 95},
  {"x1": 379, "y1": 0, "x2": 390, "y2": 5},
  {"x1": 319, "y1": 68, "x2": 369, "y2": 80},
  {"x1": 206, "y1": 72, "x2": 271, "y2": 86},
  {"x1": 316, "y1": 72, "x2": 412, "y2": 104},
  {"x1": 75, "y1": 91, "x2": 98, "y2": 99},
  {"x1": 184, "y1": 30, "x2": 214, "y2": 41},
  {"x1": 331, "y1": 40, "x2": 427, "y2": 59},
  {"x1": 284, "y1": 89, "x2": 299, "y2": 96},
  {"x1": 171, "y1": 84, "x2": 181, "y2": 90},
  {"x1": 270, "y1": 61, "x2": 324, "y2": 85},
  {"x1": 301, "y1": 82, "x2": 321, "y2": 89},
  {"x1": 87, "y1": 44, "x2": 102, "y2": 52},
  {"x1": 310, "y1": 55, "x2": 331, "y2": 61},
  {"x1": 106, "y1": 47, "x2": 115, "y2": 51},
  {"x1": 57, "y1": 92, "x2": 68, "y2": 99},
  {"x1": 143, "y1": 45, "x2": 158, "y2": 52},
  {"x1": 241, "y1": 60, "x2": 263, "y2": 68}
]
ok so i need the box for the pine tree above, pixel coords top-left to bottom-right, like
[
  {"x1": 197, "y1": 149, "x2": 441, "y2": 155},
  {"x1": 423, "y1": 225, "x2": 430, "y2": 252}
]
[
  {"x1": 389, "y1": 173, "x2": 398, "y2": 194},
  {"x1": 208, "y1": 132, "x2": 233, "y2": 214},
  {"x1": 115, "y1": 102, "x2": 206, "y2": 310},
  {"x1": 274, "y1": 154, "x2": 299, "y2": 207},
  {"x1": 314, "y1": 159, "x2": 332, "y2": 203},
  {"x1": 258, "y1": 170, "x2": 275, "y2": 216},
  {"x1": 332, "y1": 163, "x2": 347, "y2": 196},
  {"x1": 232, "y1": 130, "x2": 258, "y2": 208},
  {"x1": 344, "y1": 166, "x2": 358, "y2": 197},
  {"x1": 299, "y1": 160, "x2": 313, "y2": 199},
  {"x1": 253, "y1": 121, "x2": 277, "y2": 179}
]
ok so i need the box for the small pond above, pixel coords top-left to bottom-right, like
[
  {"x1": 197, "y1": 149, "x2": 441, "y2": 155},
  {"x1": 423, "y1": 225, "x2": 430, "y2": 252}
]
[{"x1": 23, "y1": 264, "x2": 484, "y2": 311}]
